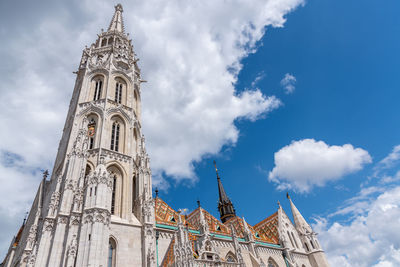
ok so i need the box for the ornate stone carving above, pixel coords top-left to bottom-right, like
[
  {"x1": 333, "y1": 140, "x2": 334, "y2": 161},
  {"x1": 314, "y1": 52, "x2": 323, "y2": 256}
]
[
  {"x1": 58, "y1": 215, "x2": 69, "y2": 224},
  {"x1": 43, "y1": 218, "x2": 55, "y2": 232}
]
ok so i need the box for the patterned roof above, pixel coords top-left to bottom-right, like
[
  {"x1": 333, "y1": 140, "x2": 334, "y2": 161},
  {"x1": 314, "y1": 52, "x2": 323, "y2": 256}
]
[
  {"x1": 160, "y1": 238, "x2": 175, "y2": 267},
  {"x1": 155, "y1": 198, "x2": 279, "y2": 245},
  {"x1": 186, "y1": 207, "x2": 230, "y2": 235},
  {"x1": 253, "y1": 212, "x2": 279, "y2": 244}
]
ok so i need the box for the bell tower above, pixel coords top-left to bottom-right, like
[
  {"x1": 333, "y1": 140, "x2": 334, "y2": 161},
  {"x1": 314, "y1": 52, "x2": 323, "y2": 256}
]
[{"x1": 2, "y1": 4, "x2": 156, "y2": 267}]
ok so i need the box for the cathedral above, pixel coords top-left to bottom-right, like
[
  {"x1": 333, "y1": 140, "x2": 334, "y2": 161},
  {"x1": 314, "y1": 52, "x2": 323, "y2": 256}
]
[{"x1": 1, "y1": 4, "x2": 330, "y2": 267}]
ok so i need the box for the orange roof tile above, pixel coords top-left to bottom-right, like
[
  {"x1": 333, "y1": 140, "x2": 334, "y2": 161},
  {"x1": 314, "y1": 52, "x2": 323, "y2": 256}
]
[
  {"x1": 253, "y1": 212, "x2": 279, "y2": 244},
  {"x1": 186, "y1": 208, "x2": 230, "y2": 235}
]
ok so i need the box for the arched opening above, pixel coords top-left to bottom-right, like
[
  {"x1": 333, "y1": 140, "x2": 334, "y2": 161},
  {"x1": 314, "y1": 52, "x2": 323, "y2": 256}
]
[
  {"x1": 110, "y1": 116, "x2": 125, "y2": 153},
  {"x1": 110, "y1": 121, "x2": 120, "y2": 152},
  {"x1": 92, "y1": 75, "x2": 104, "y2": 101},
  {"x1": 107, "y1": 165, "x2": 123, "y2": 216},
  {"x1": 108, "y1": 37, "x2": 114, "y2": 45},
  {"x1": 101, "y1": 38, "x2": 107, "y2": 47},
  {"x1": 108, "y1": 237, "x2": 116, "y2": 267},
  {"x1": 113, "y1": 77, "x2": 126, "y2": 105}
]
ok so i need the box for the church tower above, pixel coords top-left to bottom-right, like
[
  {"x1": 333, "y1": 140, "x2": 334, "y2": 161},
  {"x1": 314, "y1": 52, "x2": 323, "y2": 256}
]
[{"x1": 2, "y1": 4, "x2": 156, "y2": 267}]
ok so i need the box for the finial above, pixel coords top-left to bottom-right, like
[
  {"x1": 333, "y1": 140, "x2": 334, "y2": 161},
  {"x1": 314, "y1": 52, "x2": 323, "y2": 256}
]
[
  {"x1": 115, "y1": 3, "x2": 123, "y2": 12},
  {"x1": 155, "y1": 188, "x2": 159, "y2": 198},
  {"x1": 286, "y1": 192, "x2": 290, "y2": 199},
  {"x1": 43, "y1": 169, "x2": 49, "y2": 180},
  {"x1": 213, "y1": 160, "x2": 220, "y2": 179},
  {"x1": 277, "y1": 200, "x2": 281, "y2": 208},
  {"x1": 197, "y1": 199, "x2": 201, "y2": 208}
]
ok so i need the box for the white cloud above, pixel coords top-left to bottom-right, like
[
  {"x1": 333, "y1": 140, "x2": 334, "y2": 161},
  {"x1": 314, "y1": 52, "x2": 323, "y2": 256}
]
[
  {"x1": 373, "y1": 145, "x2": 400, "y2": 178},
  {"x1": 268, "y1": 139, "x2": 372, "y2": 192},
  {"x1": 0, "y1": 0, "x2": 304, "y2": 255},
  {"x1": 314, "y1": 185, "x2": 400, "y2": 267},
  {"x1": 280, "y1": 73, "x2": 296, "y2": 94}
]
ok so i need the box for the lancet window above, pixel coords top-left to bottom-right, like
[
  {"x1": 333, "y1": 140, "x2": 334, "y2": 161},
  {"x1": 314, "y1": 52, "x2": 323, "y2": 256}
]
[
  {"x1": 111, "y1": 175, "x2": 117, "y2": 214},
  {"x1": 115, "y1": 82, "x2": 122, "y2": 104},
  {"x1": 93, "y1": 79, "x2": 103, "y2": 101},
  {"x1": 110, "y1": 122, "x2": 120, "y2": 152},
  {"x1": 108, "y1": 238, "x2": 116, "y2": 267}
]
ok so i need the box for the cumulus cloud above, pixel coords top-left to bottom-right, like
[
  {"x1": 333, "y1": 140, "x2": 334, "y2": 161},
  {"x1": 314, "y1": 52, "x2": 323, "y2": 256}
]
[
  {"x1": 313, "y1": 145, "x2": 400, "y2": 267},
  {"x1": 0, "y1": 0, "x2": 304, "y2": 255},
  {"x1": 280, "y1": 73, "x2": 296, "y2": 94},
  {"x1": 268, "y1": 139, "x2": 372, "y2": 192},
  {"x1": 314, "y1": 185, "x2": 400, "y2": 267}
]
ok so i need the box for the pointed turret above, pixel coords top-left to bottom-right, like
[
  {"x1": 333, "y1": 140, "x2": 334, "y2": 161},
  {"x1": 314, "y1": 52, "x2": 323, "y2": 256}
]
[
  {"x1": 287, "y1": 193, "x2": 313, "y2": 234},
  {"x1": 108, "y1": 4, "x2": 125, "y2": 33},
  {"x1": 214, "y1": 161, "x2": 236, "y2": 223}
]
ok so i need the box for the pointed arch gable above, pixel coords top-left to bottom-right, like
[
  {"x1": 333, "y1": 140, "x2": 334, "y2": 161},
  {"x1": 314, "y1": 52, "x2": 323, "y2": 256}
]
[
  {"x1": 107, "y1": 109, "x2": 132, "y2": 124},
  {"x1": 77, "y1": 105, "x2": 104, "y2": 120},
  {"x1": 111, "y1": 70, "x2": 133, "y2": 83}
]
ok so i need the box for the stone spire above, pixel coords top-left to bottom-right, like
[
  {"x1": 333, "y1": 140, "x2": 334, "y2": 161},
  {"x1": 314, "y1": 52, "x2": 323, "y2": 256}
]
[
  {"x1": 108, "y1": 4, "x2": 125, "y2": 33},
  {"x1": 287, "y1": 193, "x2": 313, "y2": 234},
  {"x1": 214, "y1": 161, "x2": 236, "y2": 223}
]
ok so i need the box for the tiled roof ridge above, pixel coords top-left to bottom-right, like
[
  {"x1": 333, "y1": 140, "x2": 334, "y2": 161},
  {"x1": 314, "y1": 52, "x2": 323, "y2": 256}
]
[{"x1": 254, "y1": 211, "x2": 278, "y2": 228}]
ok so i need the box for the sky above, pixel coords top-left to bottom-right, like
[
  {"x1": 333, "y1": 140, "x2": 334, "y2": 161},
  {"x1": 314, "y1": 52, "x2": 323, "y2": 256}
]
[{"x1": 0, "y1": 0, "x2": 399, "y2": 266}]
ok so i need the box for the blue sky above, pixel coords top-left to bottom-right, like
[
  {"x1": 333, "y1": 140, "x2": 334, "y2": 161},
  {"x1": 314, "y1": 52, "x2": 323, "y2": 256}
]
[{"x1": 0, "y1": 0, "x2": 399, "y2": 266}]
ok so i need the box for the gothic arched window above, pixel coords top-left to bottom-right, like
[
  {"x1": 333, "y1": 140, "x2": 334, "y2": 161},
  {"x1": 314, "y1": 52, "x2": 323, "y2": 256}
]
[
  {"x1": 108, "y1": 238, "x2": 116, "y2": 267},
  {"x1": 101, "y1": 38, "x2": 107, "y2": 47},
  {"x1": 115, "y1": 82, "x2": 122, "y2": 104},
  {"x1": 94, "y1": 79, "x2": 103, "y2": 101},
  {"x1": 110, "y1": 122, "x2": 120, "y2": 152}
]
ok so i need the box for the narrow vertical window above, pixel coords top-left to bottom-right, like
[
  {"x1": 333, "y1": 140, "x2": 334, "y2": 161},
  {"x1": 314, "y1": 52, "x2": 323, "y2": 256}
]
[
  {"x1": 94, "y1": 80, "x2": 103, "y2": 101},
  {"x1": 110, "y1": 122, "x2": 120, "y2": 152},
  {"x1": 108, "y1": 239, "x2": 116, "y2": 267},
  {"x1": 115, "y1": 83, "x2": 122, "y2": 104},
  {"x1": 111, "y1": 175, "x2": 116, "y2": 214},
  {"x1": 115, "y1": 124, "x2": 120, "y2": 152},
  {"x1": 111, "y1": 123, "x2": 115, "y2": 150},
  {"x1": 132, "y1": 176, "x2": 136, "y2": 213}
]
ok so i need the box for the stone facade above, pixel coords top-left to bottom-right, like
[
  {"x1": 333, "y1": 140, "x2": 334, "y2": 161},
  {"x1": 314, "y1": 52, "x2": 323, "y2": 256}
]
[{"x1": 1, "y1": 4, "x2": 329, "y2": 267}]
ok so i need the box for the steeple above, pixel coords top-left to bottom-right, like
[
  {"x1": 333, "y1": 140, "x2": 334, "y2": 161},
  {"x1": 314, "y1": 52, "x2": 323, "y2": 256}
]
[
  {"x1": 108, "y1": 4, "x2": 125, "y2": 33},
  {"x1": 214, "y1": 161, "x2": 236, "y2": 223},
  {"x1": 287, "y1": 193, "x2": 313, "y2": 234}
]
